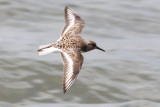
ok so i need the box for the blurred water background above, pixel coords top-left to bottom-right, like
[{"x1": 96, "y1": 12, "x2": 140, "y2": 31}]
[{"x1": 0, "y1": 0, "x2": 160, "y2": 107}]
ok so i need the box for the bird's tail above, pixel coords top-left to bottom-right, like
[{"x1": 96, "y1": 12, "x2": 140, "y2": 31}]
[{"x1": 38, "y1": 44, "x2": 60, "y2": 55}]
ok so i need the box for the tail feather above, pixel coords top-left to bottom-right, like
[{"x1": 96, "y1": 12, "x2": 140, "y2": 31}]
[
  {"x1": 38, "y1": 44, "x2": 61, "y2": 55},
  {"x1": 39, "y1": 44, "x2": 50, "y2": 49}
]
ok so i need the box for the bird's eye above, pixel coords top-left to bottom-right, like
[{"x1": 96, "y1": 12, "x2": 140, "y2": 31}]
[{"x1": 91, "y1": 43, "x2": 95, "y2": 46}]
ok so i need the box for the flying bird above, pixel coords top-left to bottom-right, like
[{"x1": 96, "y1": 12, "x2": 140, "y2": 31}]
[{"x1": 38, "y1": 6, "x2": 105, "y2": 93}]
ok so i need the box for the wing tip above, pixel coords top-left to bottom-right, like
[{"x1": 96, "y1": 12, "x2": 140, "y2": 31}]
[
  {"x1": 65, "y1": 6, "x2": 69, "y2": 10},
  {"x1": 63, "y1": 88, "x2": 67, "y2": 94},
  {"x1": 63, "y1": 76, "x2": 77, "y2": 94},
  {"x1": 62, "y1": 79, "x2": 71, "y2": 94},
  {"x1": 65, "y1": 6, "x2": 77, "y2": 15},
  {"x1": 65, "y1": 6, "x2": 70, "y2": 13},
  {"x1": 63, "y1": 83, "x2": 68, "y2": 94},
  {"x1": 63, "y1": 79, "x2": 70, "y2": 94}
]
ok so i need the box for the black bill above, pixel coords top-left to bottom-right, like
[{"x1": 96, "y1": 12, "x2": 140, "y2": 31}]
[{"x1": 96, "y1": 46, "x2": 105, "y2": 52}]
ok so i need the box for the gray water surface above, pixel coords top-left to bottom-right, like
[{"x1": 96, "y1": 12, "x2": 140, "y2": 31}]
[{"x1": 0, "y1": 0, "x2": 160, "y2": 107}]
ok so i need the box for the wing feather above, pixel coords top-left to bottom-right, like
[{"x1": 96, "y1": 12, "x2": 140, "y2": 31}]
[
  {"x1": 61, "y1": 7, "x2": 85, "y2": 37},
  {"x1": 61, "y1": 51, "x2": 84, "y2": 93},
  {"x1": 61, "y1": 7, "x2": 75, "y2": 36}
]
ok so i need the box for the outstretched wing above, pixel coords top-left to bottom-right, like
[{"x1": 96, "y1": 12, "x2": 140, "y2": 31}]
[
  {"x1": 61, "y1": 6, "x2": 85, "y2": 37},
  {"x1": 61, "y1": 51, "x2": 84, "y2": 93}
]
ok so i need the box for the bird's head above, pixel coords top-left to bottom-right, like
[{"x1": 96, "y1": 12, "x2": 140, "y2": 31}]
[{"x1": 86, "y1": 40, "x2": 105, "y2": 52}]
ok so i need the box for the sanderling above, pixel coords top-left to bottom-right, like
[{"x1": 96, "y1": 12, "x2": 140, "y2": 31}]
[{"x1": 38, "y1": 6, "x2": 105, "y2": 93}]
